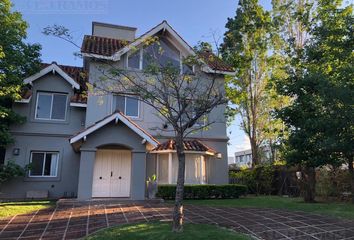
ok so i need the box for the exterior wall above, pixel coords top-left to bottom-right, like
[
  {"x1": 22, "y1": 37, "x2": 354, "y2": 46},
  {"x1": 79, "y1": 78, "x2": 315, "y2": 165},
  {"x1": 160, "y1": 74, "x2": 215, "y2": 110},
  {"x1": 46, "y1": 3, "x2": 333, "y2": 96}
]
[
  {"x1": 2, "y1": 72, "x2": 85, "y2": 199},
  {"x1": 92, "y1": 22, "x2": 136, "y2": 41},
  {"x1": 85, "y1": 61, "x2": 228, "y2": 141},
  {"x1": 1, "y1": 135, "x2": 80, "y2": 199},
  {"x1": 77, "y1": 122, "x2": 147, "y2": 200}
]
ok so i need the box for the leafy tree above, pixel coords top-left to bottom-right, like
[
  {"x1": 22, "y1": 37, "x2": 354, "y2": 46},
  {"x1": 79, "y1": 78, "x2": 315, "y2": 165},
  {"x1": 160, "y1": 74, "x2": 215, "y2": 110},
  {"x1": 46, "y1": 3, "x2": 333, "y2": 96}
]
[
  {"x1": 0, "y1": 0, "x2": 41, "y2": 148},
  {"x1": 44, "y1": 27, "x2": 228, "y2": 232},
  {"x1": 222, "y1": 0, "x2": 278, "y2": 166},
  {"x1": 275, "y1": 0, "x2": 353, "y2": 202}
]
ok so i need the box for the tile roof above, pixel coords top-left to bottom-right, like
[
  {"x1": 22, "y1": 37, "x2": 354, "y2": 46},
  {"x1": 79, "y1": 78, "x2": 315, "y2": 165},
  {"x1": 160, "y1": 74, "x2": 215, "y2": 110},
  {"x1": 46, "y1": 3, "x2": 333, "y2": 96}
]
[
  {"x1": 199, "y1": 51, "x2": 234, "y2": 72},
  {"x1": 152, "y1": 139, "x2": 216, "y2": 153},
  {"x1": 81, "y1": 35, "x2": 129, "y2": 56}
]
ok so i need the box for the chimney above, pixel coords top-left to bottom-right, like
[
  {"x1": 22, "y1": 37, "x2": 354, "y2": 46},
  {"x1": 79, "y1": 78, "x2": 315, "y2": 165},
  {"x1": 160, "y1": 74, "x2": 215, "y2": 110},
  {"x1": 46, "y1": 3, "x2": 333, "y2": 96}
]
[{"x1": 92, "y1": 22, "x2": 137, "y2": 41}]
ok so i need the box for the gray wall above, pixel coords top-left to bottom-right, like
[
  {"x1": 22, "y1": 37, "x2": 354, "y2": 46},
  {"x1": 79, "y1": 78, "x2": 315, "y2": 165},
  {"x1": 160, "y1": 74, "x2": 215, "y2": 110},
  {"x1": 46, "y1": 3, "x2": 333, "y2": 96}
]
[
  {"x1": 2, "y1": 72, "x2": 85, "y2": 199},
  {"x1": 1, "y1": 135, "x2": 80, "y2": 199}
]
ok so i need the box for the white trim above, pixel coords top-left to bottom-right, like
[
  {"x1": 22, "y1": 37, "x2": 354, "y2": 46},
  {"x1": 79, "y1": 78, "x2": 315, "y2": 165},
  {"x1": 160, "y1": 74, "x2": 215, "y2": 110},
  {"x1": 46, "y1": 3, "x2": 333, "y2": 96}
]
[
  {"x1": 69, "y1": 112, "x2": 158, "y2": 146},
  {"x1": 24, "y1": 64, "x2": 80, "y2": 89},
  {"x1": 201, "y1": 66, "x2": 235, "y2": 75},
  {"x1": 168, "y1": 153, "x2": 173, "y2": 184},
  {"x1": 70, "y1": 102, "x2": 87, "y2": 108},
  {"x1": 15, "y1": 96, "x2": 32, "y2": 103},
  {"x1": 81, "y1": 52, "x2": 115, "y2": 60},
  {"x1": 29, "y1": 151, "x2": 59, "y2": 177},
  {"x1": 35, "y1": 92, "x2": 68, "y2": 121}
]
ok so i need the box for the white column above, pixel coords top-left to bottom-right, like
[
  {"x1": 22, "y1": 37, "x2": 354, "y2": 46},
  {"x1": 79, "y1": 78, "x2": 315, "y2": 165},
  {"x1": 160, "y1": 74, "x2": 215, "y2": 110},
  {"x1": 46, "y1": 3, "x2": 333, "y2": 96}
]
[
  {"x1": 200, "y1": 155, "x2": 204, "y2": 184},
  {"x1": 168, "y1": 153, "x2": 173, "y2": 184},
  {"x1": 156, "y1": 154, "x2": 159, "y2": 183}
]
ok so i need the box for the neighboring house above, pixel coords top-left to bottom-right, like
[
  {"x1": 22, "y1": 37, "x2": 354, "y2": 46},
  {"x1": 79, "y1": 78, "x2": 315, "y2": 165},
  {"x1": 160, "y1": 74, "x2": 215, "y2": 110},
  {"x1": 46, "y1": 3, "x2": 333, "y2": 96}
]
[
  {"x1": 1, "y1": 21, "x2": 233, "y2": 200},
  {"x1": 231, "y1": 147, "x2": 273, "y2": 169}
]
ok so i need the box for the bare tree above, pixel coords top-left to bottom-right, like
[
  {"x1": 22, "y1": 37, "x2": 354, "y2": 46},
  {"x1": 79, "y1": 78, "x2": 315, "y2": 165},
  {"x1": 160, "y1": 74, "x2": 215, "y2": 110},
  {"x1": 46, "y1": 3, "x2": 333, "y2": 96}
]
[{"x1": 43, "y1": 26, "x2": 229, "y2": 232}]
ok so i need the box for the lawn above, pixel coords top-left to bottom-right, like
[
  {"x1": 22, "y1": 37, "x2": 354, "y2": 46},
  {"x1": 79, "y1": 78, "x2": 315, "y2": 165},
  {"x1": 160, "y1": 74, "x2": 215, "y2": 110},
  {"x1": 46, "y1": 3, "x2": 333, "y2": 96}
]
[
  {"x1": 0, "y1": 201, "x2": 55, "y2": 218},
  {"x1": 182, "y1": 196, "x2": 354, "y2": 219},
  {"x1": 86, "y1": 222, "x2": 251, "y2": 240}
]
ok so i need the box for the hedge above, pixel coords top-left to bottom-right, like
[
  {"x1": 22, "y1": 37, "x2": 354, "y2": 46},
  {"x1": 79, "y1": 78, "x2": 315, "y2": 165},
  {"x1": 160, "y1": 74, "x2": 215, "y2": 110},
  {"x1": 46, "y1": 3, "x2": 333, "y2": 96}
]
[{"x1": 156, "y1": 184, "x2": 247, "y2": 200}]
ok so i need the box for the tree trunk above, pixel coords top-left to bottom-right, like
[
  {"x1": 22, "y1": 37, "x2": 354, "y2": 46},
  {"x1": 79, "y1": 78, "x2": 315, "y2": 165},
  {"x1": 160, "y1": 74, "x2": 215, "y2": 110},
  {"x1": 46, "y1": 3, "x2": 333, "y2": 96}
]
[
  {"x1": 302, "y1": 167, "x2": 316, "y2": 203},
  {"x1": 348, "y1": 160, "x2": 354, "y2": 204},
  {"x1": 250, "y1": 138, "x2": 259, "y2": 167},
  {"x1": 172, "y1": 134, "x2": 186, "y2": 232}
]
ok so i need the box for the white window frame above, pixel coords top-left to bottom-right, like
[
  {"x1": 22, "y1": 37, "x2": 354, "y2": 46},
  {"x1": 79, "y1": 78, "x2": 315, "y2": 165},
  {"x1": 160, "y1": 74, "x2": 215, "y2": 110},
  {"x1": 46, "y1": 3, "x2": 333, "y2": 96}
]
[
  {"x1": 112, "y1": 95, "x2": 140, "y2": 118},
  {"x1": 29, "y1": 151, "x2": 59, "y2": 178},
  {"x1": 35, "y1": 92, "x2": 68, "y2": 121}
]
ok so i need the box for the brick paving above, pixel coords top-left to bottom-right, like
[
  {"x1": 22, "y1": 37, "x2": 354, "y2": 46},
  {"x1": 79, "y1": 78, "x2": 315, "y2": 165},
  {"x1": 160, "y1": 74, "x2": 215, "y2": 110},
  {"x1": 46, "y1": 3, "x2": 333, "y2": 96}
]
[{"x1": 0, "y1": 201, "x2": 353, "y2": 240}]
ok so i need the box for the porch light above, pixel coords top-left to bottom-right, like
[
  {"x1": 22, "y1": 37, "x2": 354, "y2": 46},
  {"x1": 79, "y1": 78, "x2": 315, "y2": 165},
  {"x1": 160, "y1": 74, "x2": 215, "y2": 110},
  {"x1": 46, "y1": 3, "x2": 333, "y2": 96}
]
[
  {"x1": 12, "y1": 148, "x2": 20, "y2": 156},
  {"x1": 215, "y1": 152, "x2": 222, "y2": 159}
]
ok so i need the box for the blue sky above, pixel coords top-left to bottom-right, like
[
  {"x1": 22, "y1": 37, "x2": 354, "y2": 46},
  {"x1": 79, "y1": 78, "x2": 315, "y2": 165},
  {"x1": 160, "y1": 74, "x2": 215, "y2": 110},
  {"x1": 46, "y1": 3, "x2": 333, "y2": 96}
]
[{"x1": 12, "y1": 0, "x2": 271, "y2": 159}]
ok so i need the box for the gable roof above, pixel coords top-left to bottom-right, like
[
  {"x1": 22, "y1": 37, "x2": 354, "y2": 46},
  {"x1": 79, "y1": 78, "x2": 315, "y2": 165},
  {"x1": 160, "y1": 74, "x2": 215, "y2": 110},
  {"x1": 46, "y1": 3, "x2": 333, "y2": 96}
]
[
  {"x1": 24, "y1": 62, "x2": 82, "y2": 89},
  {"x1": 69, "y1": 111, "x2": 159, "y2": 146},
  {"x1": 81, "y1": 21, "x2": 234, "y2": 73},
  {"x1": 151, "y1": 139, "x2": 216, "y2": 155}
]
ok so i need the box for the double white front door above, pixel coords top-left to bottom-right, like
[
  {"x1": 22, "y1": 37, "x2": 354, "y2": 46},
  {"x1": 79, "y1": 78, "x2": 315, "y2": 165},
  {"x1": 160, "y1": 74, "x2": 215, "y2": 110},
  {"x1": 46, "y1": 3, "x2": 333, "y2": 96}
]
[{"x1": 92, "y1": 149, "x2": 131, "y2": 198}]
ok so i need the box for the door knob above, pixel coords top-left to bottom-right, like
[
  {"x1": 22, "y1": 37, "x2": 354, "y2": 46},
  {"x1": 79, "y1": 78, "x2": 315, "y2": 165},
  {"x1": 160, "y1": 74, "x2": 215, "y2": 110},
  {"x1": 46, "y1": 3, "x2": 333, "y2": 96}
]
[
  {"x1": 119, "y1": 176, "x2": 122, "y2": 179},
  {"x1": 99, "y1": 177, "x2": 102, "y2": 179}
]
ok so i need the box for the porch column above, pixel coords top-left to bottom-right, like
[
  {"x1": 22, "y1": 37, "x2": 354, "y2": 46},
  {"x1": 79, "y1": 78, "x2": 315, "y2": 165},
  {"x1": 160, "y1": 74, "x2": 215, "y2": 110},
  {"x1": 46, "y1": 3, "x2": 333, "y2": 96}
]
[
  {"x1": 131, "y1": 151, "x2": 146, "y2": 200},
  {"x1": 168, "y1": 153, "x2": 173, "y2": 184},
  {"x1": 77, "y1": 148, "x2": 96, "y2": 200},
  {"x1": 200, "y1": 155, "x2": 204, "y2": 184}
]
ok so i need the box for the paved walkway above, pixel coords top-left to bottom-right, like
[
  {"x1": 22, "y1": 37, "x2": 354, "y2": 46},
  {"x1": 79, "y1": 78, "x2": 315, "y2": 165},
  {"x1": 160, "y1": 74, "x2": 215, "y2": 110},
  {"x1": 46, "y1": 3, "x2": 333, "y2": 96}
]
[{"x1": 0, "y1": 202, "x2": 353, "y2": 240}]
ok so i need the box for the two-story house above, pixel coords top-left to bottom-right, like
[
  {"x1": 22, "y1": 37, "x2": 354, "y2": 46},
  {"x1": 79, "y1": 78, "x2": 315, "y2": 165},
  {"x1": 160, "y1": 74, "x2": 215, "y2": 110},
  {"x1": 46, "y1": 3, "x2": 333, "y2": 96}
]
[{"x1": 1, "y1": 21, "x2": 233, "y2": 200}]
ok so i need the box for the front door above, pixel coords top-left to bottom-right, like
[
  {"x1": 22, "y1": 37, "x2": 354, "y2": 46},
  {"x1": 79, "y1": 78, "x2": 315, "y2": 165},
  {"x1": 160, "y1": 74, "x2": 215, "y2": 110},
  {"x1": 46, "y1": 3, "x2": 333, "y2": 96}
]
[{"x1": 92, "y1": 149, "x2": 131, "y2": 198}]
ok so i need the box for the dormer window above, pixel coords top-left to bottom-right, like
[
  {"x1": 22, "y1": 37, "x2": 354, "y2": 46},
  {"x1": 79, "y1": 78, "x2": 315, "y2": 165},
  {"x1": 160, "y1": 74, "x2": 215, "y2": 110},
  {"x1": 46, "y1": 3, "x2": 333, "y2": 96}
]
[
  {"x1": 127, "y1": 37, "x2": 194, "y2": 74},
  {"x1": 35, "y1": 92, "x2": 67, "y2": 121}
]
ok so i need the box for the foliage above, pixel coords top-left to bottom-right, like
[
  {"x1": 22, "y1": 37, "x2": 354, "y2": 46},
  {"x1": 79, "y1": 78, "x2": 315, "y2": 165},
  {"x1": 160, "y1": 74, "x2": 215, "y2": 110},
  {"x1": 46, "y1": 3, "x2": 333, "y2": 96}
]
[
  {"x1": 0, "y1": 0, "x2": 41, "y2": 147},
  {"x1": 0, "y1": 201, "x2": 54, "y2": 218},
  {"x1": 274, "y1": 0, "x2": 353, "y2": 202},
  {"x1": 156, "y1": 184, "x2": 247, "y2": 200},
  {"x1": 85, "y1": 222, "x2": 251, "y2": 240},
  {"x1": 222, "y1": 0, "x2": 287, "y2": 166},
  {"x1": 182, "y1": 196, "x2": 354, "y2": 219},
  {"x1": 230, "y1": 164, "x2": 276, "y2": 195},
  {"x1": 0, "y1": 160, "x2": 26, "y2": 184},
  {"x1": 316, "y1": 167, "x2": 351, "y2": 199}
]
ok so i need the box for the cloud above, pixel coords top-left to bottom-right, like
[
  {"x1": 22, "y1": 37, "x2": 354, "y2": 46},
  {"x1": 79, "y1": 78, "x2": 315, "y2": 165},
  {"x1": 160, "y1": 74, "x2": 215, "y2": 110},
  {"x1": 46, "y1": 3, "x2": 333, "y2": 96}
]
[{"x1": 234, "y1": 135, "x2": 251, "y2": 151}]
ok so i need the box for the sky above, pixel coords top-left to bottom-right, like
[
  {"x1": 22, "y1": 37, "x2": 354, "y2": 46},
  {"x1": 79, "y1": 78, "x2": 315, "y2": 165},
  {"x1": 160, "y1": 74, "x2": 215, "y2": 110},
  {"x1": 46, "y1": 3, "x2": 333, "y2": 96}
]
[{"x1": 12, "y1": 0, "x2": 272, "y2": 159}]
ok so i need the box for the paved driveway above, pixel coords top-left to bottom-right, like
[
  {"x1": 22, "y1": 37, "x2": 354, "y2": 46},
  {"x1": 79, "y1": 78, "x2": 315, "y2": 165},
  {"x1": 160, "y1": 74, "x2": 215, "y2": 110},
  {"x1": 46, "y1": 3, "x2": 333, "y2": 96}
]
[{"x1": 0, "y1": 201, "x2": 353, "y2": 240}]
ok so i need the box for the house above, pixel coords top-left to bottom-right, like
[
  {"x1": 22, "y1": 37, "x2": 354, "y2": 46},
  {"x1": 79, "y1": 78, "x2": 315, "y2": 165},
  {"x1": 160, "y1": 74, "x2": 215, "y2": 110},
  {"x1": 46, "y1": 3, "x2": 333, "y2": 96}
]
[
  {"x1": 1, "y1": 21, "x2": 233, "y2": 200},
  {"x1": 231, "y1": 147, "x2": 274, "y2": 169}
]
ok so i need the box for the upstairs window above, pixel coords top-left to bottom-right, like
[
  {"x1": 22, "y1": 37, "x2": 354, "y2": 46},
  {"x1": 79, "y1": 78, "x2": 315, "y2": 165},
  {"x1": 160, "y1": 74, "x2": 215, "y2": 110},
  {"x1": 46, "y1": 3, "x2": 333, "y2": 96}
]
[
  {"x1": 29, "y1": 152, "x2": 59, "y2": 177},
  {"x1": 113, "y1": 95, "x2": 139, "y2": 118},
  {"x1": 35, "y1": 92, "x2": 67, "y2": 120},
  {"x1": 127, "y1": 37, "x2": 194, "y2": 74}
]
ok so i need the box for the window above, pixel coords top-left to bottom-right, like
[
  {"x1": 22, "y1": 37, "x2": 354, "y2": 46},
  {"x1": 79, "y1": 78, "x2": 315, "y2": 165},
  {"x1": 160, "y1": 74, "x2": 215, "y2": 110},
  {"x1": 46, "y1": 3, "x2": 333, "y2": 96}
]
[
  {"x1": 113, "y1": 95, "x2": 139, "y2": 118},
  {"x1": 127, "y1": 50, "x2": 140, "y2": 69},
  {"x1": 126, "y1": 37, "x2": 194, "y2": 74},
  {"x1": 29, "y1": 152, "x2": 59, "y2": 177},
  {"x1": 35, "y1": 92, "x2": 67, "y2": 120}
]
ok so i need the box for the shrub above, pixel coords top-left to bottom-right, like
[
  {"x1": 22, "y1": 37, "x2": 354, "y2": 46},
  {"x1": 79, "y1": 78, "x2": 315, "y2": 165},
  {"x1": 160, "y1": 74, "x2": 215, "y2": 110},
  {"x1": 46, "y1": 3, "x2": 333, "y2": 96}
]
[
  {"x1": 0, "y1": 160, "x2": 26, "y2": 184},
  {"x1": 156, "y1": 184, "x2": 247, "y2": 200}
]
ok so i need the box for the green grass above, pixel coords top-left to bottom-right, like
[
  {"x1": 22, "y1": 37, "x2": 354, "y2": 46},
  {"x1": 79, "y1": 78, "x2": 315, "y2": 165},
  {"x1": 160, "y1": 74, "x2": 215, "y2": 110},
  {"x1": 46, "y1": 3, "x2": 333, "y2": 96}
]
[
  {"x1": 182, "y1": 196, "x2": 354, "y2": 219},
  {"x1": 0, "y1": 201, "x2": 55, "y2": 218},
  {"x1": 86, "y1": 222, "x2": 251, "y2": 240}
]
